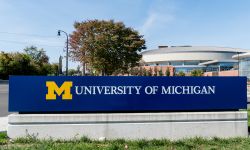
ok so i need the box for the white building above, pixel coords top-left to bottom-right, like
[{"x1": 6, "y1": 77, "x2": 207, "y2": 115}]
[
  {"x1": 233, "y1": 53, "x2": 250, "y2": 80},
  {"x1": 141, "y1": 46, "x2": 250, "y2": 73}
]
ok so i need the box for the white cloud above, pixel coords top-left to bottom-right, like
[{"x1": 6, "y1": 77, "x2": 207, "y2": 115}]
[
  {"x1": 140, "y1": 12, "x2": 174, "y2": 34},
  {"x1": 139, "y1": 1, "x2": 176, "y2": 35}
]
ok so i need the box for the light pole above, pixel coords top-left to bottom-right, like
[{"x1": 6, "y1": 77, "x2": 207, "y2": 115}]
[{"x1": 58, "y1": 30, "x2": 69, "y2": 76}]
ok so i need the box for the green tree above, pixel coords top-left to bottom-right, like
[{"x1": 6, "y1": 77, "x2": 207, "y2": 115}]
[
  {"x1": 142, "y1": 68, "x2": 147, "y2": 76},
  {"x1": 138, "y1": 67, "x2": 143, "y2": 76},
  {"x1": 50, "y1": 63, "x2": 59, "y2": 76},
  {"x1": 165, "y1": 68, "x2": 170, "y2": 76},
  {"x1": 153, "y1": 67, "x2": 158, "y2": 76},
  {"x1": 68, "y1": 69, "x2": 77, "y2": 76},
  {"x1": 0, "y1": 52, "x2": 12, "y2": 79},
  {"x1": 176, "y1": 71, "x2": 186, "y2": 76},
  {"x1": 129, "y1": 68, "x2": 135, "y2": 76},
  {"x1": 130, "y1": 68, "x2": 139, "y2": 76},
  {"x1": 147, "y1": 68, "x2": 153, "y2": 76},
  {"x1": 38, "y1": 63, "x2": 51, "y2": 75},
  {"x1": 69, "y1": 20, "x2": 146, "y2": 75},
  {"x1": 190, "y1": 69, "x2": 203, "y2": 76},
  {"x1": 76, "y1": 65, "x2": 82, "y2": 75},
  {"x1": 24, "y1": 46, "x2": 53, "y2": 75},
  {"x1": 24, "y1": 46, "x2": 49, "y2": 65},
  {"x1": 0, "y1": 46, "x2": 58, "y2": 79},
  {"x1": 0, "y1": 52, "x2": 38, "y2": 79},
  {"x1": 158, "y1": 68, "x2": 163, "y2": 76}
]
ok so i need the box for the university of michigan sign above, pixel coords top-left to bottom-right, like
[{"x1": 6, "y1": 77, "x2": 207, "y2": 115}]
[{"x1": 9, "y1": 76, "x2": 247, "y2": 112}]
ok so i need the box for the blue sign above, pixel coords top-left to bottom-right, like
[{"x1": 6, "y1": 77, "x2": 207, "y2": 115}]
[{"x1": 9, "y1": 76, "x2": 247, "y2": 112}]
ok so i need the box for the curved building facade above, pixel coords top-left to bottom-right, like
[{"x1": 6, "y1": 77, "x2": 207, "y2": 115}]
[
  {"x1": 233, "y1": 53, "x2": 250, "y2": 80},
  {"x1": 141, "y1": 46, "x2": 250, "y2": 74}
]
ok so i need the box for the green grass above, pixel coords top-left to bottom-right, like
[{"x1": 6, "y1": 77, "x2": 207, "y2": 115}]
[
  {"x1": 0, "y1": 110, "x2": 249, "y2": 149},
  {"x1": 1, "y1": 132, "x2": 250, "y2": 150},
  {"x1": 248, "y1": 109, "x2": 250, "y2": 127},
  {"x1": 0, "y1": 132, "x2": 8, "y2": 145}
]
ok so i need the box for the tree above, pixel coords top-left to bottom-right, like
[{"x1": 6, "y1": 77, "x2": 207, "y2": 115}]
[
  {"x1": 165, "y1": 68, "x2": 170, "y2": 76},
  {"x1": 129, "y1": 68, "x2": 139, "y2": 76},
  {"x1": 68, "y1": 69, "x2": 77, "y2": 76},
  {"x1": 142, "y1": 68, "x2": 147, "y2": 76},
  {"x1": 76, "y1": 65, "x2": 82, "y2": 75},
  {"x1": 138, "y1": 67, "x2": 143, "y2": 76},
  {"x1": 0, "y1": 52, "x2": 12, "y2": 79},
  {"x1": 0, "y1": 52, "x2": 38, "y2": 79},
  {"x1": 129, "y1": 68, "x2": 135, "y2": 76},
  {"x1": 50, "y1": 63, "x2": 59, "y2": 76},
  {"x1": 176, "y1": 71, "x2": 185, "y2": 76},
  {"x1": 23, "y1": 46, "x2": 54, "y2": 75},
  {"x1": 39, "y1": 63, "x2": 52, "y2": 75},
  {"x1": 24, "y1": 46, "x2": 49, "y2": 65},
  {"x1": 147, "y1": 68, "x2": 153, "y2": 76},
  {"x1": 158, "y1": 68, "x2": 163, "y2": 76},
  {"x1": 69, "y1": 20, "x2": 146, "y2": 75},
  {"x1": 190, "y1": 69, "x2": 203, "y2": 76},
  {"x1": 0, "y1": 47, "x2": 58, "y2": 79},
  {"x1": 153, "y1": 67, "x2": 158, "y2": 76}
]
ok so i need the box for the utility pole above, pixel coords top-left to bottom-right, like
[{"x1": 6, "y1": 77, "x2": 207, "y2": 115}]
[{"x1": 58, "y1": 30, "x2": 69, "y2": 76}]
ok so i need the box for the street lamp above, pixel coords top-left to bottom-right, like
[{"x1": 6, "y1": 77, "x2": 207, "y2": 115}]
[{"x1": 57, "y1": 30, "x2": 69, "y2": 76}]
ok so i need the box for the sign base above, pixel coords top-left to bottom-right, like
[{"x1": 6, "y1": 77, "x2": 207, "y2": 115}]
[{"x1": 8, "y1": 111, "x2": 248, "y2": 140}]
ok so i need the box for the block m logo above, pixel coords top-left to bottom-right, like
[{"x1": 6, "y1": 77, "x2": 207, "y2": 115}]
[{"x1": 46, "y1": 81, "x2": 73, "y2": 100}]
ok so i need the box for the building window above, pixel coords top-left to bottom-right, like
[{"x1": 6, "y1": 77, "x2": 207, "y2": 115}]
[
  {"x1": 184, "y1": 61, "x2": 200, "y2": 66},
  {"x1": 169, "y1": 61, "x2": 183, "y2": 66},
  {"x1": 239, "y1": 58, "x2": 250, "y2": 81}
]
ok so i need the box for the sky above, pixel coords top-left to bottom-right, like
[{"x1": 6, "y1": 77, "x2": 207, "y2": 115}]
[{"x1": 0, "y1": 0, "x2": 250, "y2": 69}]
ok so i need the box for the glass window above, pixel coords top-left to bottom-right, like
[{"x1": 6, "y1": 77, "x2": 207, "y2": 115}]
[
  {"x1": 169, "y1": 61, "x2": 183, "y2": 66},
  {"x1": 218, "y1": 62, "x2": 237, "y2": 67},
  {"x1": 239, "y1": 59, "x2": 250, "y2": 80},
  {"x1": 175, "y1": 67, "x2": 205, "y2": 74},
  {"x1": 184, "y1": 61, "x2": 200, "y2": 66},
  {"x1": 157, "y1": 62, "x2": 170, "y2": 66}
]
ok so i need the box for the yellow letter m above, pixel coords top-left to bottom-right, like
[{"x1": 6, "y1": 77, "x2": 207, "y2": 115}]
[{"x1": 46, "y1": 81, "x2": 73, "y2": 100}]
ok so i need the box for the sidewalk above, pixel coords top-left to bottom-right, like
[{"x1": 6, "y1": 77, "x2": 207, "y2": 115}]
[{"x1": 0, "y1": 117, "x2": 7, "y2": 132}]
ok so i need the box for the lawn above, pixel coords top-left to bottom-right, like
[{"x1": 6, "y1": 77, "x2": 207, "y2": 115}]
[
  {"x1": 1, "y1": 132, "x2": 250, "y2": 150},
  {"x1": 248, "y1": 109, "x2": 250, "y2": 127},
  {"x1": 0, "y1": 110, "x2": 249, "y2": 150}
]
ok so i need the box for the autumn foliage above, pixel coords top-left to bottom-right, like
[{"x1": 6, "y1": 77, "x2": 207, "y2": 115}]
[{"x1": 69, "y1": 20, "x2": 146, "y2": 75}]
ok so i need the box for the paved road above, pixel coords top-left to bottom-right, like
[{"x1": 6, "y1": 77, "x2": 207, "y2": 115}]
[{"x1": 0, "y1": 83, "x2": 9, "y2": 117}]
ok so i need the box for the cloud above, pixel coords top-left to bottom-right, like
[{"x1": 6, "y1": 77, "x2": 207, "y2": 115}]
[
  {"x1": 140, "y1": 12, "x2": 174, "y2": 34},
  {"x1": 139, "y1": 1, "x2": 176, "y2": 35}
]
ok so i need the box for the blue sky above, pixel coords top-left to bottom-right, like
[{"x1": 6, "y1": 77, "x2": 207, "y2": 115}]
[{"x1": 1, "y1": 0, "x2": 250, "y2": 69}]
